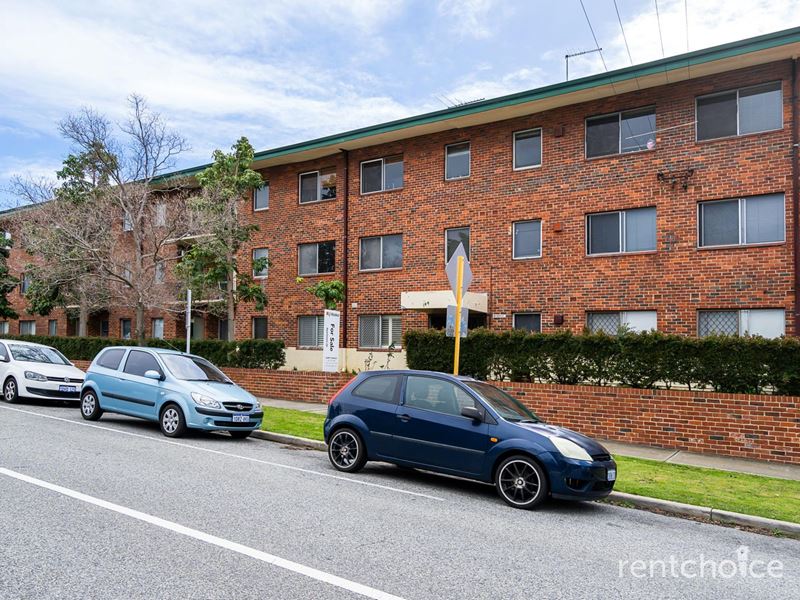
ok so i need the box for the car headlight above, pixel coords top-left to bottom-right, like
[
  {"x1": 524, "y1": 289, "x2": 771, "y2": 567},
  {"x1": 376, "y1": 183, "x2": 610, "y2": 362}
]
[
  {"x1": 24, "y1": 371, "x2": 47, "y2": 382},
  {"x1": 191, "y1": 392, "x2": 221, "y2": 409},
  {"x1": 551, "y1": 437, "x2": 593, "y2": 461}
]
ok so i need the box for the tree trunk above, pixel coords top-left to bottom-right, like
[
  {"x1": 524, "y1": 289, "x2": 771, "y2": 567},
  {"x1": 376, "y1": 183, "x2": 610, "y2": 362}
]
[
  {"x1": 78, "y1": 304, "x2": 88, "y2": 337},
  {"x1": 135, "y1": 302, "x2": 146, "y2": 345},
  {"x1": 226, "y1": 270, "x2": 235, "y2": 341}
]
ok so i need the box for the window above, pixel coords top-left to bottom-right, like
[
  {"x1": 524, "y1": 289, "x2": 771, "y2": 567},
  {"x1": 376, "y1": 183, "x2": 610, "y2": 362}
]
[
  {"x1": 361, "y1": 156, "x2": 404, "y2": 194},
  {"x1": 359, "y1": 315, "x2": 401, "y2": 349},
  {"x1": 254, "y1": 183, "x2": 269, "y2": 210},
  {"x1": 152, "y1": 318, "x2": 164, "y2": 339},
  {"x1": 299, "y1": 241, "x2": 335, "y2": 275},
  {"x1": 100, "y1": 320, "x2": 109, "y2": 337},
  {"x1": 123, "y1": 211, "x2": 133, "y2": 231},
  {"x1": 0, "y1": 322, "x2": 8, "y2": 335},
  {"x1": 123, "y1": 350, "x2": 163, "y2": 378},
  {"x1": 19, "y1": 320, "x2": 36, "y2": 335},
  {"x1": 360, "y1": 234, "x2": 402, "y2": 270},
  {"x1": 97, "y1": 348, "x2": 125, "y2": 370},
  {"x1": 513, "y1": 313, "x2": 541, "y2": 333},
  {"x1": 19, "y1": 273, "x2": 30, "y2": 294},
  {"x1": 699, "y1": 309, "x2": 784, "y2": 339},
  {"x1": 445, "y1": 142, "x2": 470, "y2": 180},
  {"x1": 155, "y1": 260, "x2": 166, "y2": 283},
  {"x1": 298, "y1": 315, "x2": 324, "y2": 347},
  {"x1": 155, "y1": 203, "x2": 167, "y2": 227},
  {"x1": 445, "y1": 227, "x2": 470, "y2": 262},
  {"x1": 120, "y1": 319, "x2": 131, "y2": 340},
  {"x1": 587, "y1": 207, "x2": 656, "y2": 255},
  {"x1": 513, "y1": 129, "x2": 542, "y2": 169},
  {"x1": 587, "y1": 311, "x2": 657, "y2": 334},
  {"x1": 252, "y1": 317, "x2": 268, "y2": 339},
  {"x1": 299, "y1": 168, "x2": 336, "y2": 203},
  {"x1": 353, "y1": 375, "x2": 400, "y2": 403},
  {"x1": 48, "y1": 320, "x2": 57, "y2": 336},
  {"x1": 404, "y1": 376, "x2": 479, "y2": 417},
  {"x1": 513, "y1": 220, "x2": 542, "y2": 259},
  {"x1": 218, "y1": 319, "x2": 228, "y2": 340},
  {"x1": 696, "y1": 82, "x2": 782, "y2": 141},
  {"x1": 252, "y1": 248, "x2": 269, "y2": 278},
  {"x1": 586, "y1": 107, "x2": 656, "y2": 158},
  {"x1": 698, "y1": 194, "x2": 784, "y2": 247}
]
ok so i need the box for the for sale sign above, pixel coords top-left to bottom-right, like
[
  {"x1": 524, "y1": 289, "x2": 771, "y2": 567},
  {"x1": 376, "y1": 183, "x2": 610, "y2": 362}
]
[{"x1": 322, "y1": 309, "x2": 340, "y2": 372}]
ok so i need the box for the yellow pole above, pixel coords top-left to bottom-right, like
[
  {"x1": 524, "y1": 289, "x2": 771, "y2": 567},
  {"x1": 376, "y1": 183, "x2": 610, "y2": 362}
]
[{"x1": 453, "y1": 255, "x2": 464, "y2": 375}]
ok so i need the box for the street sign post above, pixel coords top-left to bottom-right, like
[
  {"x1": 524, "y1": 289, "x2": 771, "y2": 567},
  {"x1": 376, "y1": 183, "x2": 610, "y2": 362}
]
[
  {"x1": 322, "y1": 309, "x2": 340, "y2": 372},
  {"x1": 445, "y1": 243, "x2": 472, "y2": 375},
  {"x1": 185, "y1": 289, "x2": 192, "y2": 354}
]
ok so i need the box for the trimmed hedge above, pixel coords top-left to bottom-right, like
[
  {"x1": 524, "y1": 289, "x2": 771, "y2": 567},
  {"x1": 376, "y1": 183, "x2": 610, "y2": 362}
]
[
  {"x1": 0, "y1": 335, "x2": 286, "y2": 370},
  {"x1": 404, "y1": 328, "x2": 800, "y2": 396}
]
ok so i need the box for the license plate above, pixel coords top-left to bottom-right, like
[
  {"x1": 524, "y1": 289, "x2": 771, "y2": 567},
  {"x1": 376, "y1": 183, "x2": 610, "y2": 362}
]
[
  {"x1": 232, "y1": 414, "x2": 249, "y2": 423},
  {"x1": 607, "y1": 468, "x2": 617, "y2": 482},
  {"x1": 58, "y1": 385, "x2": 76, "y2": 393}
]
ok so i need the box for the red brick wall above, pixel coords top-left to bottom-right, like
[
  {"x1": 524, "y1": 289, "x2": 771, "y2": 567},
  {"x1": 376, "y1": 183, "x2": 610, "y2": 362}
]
[{"x1": 219, "y1": 368, "x2": 353, "y2": 404}]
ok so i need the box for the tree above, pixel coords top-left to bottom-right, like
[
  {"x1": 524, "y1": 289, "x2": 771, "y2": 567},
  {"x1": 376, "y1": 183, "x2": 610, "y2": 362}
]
[
  {"x1": 15, "y1": 94, "x2": 194, "y2": 343},
  {"x1": 176, "y1": 137, "x2": 266, "y2": 341},
  {"x1": 0, "y1": 235, "x2": 19, "y2": 321}
]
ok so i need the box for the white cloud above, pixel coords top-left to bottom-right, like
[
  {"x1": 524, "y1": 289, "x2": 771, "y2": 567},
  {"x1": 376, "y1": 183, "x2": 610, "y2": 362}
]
[
  {"x1": 437, "y1": 0, "x2": 502, "y2": 39},
  {"x1": 440, "y1": 67, "x2": 548, "y2": 106}
]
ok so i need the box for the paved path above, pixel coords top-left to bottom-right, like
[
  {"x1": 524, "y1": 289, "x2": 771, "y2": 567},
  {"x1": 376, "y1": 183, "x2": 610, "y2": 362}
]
[{"x1": 1, "y1": 401, "x2": 798, "y2": 599}]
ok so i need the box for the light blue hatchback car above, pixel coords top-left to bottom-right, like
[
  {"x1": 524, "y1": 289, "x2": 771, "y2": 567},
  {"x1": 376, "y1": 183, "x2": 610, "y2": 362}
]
[{"x1": 80, "y1": 346, "x2": 263, "y2": 438}]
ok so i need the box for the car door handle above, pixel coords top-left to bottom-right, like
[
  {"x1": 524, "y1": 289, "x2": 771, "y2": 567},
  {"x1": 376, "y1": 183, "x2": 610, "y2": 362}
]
[{"x1": 397, "y1": 413, "x2": 411, "y2": 422}]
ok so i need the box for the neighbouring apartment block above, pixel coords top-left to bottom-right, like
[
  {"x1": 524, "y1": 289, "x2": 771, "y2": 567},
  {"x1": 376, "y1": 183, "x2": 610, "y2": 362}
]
[{"x1": 3, "y1": 29, "x2": 800, "y2": 371}]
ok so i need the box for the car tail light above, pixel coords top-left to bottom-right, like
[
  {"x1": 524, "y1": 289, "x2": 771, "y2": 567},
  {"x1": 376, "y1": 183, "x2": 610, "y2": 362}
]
[{"x1": 328, "y1": 382, "x2": 350, "y2": 405}]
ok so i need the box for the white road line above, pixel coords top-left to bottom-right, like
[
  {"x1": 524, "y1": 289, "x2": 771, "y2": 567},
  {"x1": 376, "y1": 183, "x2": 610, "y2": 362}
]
[
  {"x1": 0, "y1": 467, "x2": 406, "y2": 600},
  {"x1": 0, "y1": 405, "x2": 444, "y2": 502}
]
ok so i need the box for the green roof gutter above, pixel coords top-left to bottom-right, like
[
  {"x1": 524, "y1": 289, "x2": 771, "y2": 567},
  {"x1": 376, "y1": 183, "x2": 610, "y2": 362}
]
[{"x1": 155, "y1": 25, "x2": 800, "y2": 183}]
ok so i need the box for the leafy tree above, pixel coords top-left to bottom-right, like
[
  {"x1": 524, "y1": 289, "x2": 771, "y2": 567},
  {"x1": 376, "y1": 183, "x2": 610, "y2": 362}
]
[
  {"x1": 0, "y1": 235, "x2": 19, "y2": 320},
  {"x1": 298, "y1": 278, "x2": 345, "y2": 310},
  {"x1": 176, "y1": 137, "x2": 266, "y2": 341}
]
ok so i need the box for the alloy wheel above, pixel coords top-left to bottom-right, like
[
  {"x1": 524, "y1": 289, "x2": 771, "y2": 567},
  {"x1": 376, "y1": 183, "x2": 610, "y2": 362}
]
[
  {"x1": 498, "y1": 459, "x2": 541, "y2": 506},
  {"x1": 329, "y1": 430, "x2": 360, "y2": 469},
  {"x1": 4, "y1": 379, "x2": 16, "y2": 402}
]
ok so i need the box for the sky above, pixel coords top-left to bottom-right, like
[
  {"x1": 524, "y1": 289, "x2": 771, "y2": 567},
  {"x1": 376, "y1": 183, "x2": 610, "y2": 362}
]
[{"x1": 1, "y1": 0, "x2": 799, "y2": 206}]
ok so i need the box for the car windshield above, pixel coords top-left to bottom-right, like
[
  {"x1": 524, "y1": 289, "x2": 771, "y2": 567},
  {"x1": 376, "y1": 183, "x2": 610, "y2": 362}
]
[
  {"x1": 8, "y1": 344, "x2": 70, "y2": 365},
  {"x1": 161, "y1": 354, "x2": 231, "y2": 383},
  {"x1": 465, "y1": 381, "x2": 541, "y2": 423}
]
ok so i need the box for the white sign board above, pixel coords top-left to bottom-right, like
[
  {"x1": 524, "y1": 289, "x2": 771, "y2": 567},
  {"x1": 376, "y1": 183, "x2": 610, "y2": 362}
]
[
  {"x1": 445, "y1": 243, "x2": 473, "y2": 297},
  {"x1": 445, "y1": 304, "x2": 468, "y2": 338},
  {"x1": 322, "y1": 309, "x2": 340, "y2": 372}
]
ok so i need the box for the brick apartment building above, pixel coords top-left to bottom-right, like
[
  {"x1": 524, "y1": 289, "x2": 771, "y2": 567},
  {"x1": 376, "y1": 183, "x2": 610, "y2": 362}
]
[{"x1": 3, "y1": 28, "x2": 800, "y2": 371}]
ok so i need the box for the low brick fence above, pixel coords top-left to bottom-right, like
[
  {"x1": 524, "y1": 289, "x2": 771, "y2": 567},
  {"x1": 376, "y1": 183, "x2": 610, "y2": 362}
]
[{"x1": 71, "y1": 359, "x2": 799, "y2": 465}]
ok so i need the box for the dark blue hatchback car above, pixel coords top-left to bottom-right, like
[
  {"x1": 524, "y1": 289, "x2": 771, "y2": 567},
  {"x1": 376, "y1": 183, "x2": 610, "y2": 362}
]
[{"x1": 324, "y1": 370, "x2": 616, "y2": 509}]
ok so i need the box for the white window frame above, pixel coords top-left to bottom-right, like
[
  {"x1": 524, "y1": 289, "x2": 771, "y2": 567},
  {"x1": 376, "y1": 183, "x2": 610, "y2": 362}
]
[
  {"x1": 512, "y1": 220, "x2": 542, "y2": 259},
  {"x1": 587, "y1": 311, "x2": 657, "y2": 334},
  {"x1": 444, "y1": 226, "x2": 470, "y2": 263},
  {"x1": 698, "y1": 195, "x2": 786, "y2": 248},
  {"x1": 586, "y1": 207, "x2": 656, "y2": 256},
  {"x1": 695, "y1": 81, "x2": 783, "y2": 142},
  {"x1": 252, "y1": 248, "x2": 269, "y2": 278},
  {"x1": 48, "y1": 319, "x2": 57, "y2": 336},
  {"x1": 19, "y1": 272, "x2": 30, "y2": 294},
  {"x1": 19, "y1": 320, "x2": 36, "y2": 336},
  {"x1": 512, "y1": 313, "x2": 542, "y2": 332},
  {"x1": 585, "y1": 106, "x2": 656, "y2": 158},
  {"x1": 359, "y1": 235, "x2": 402, "y2": 271},
  {"x1": 358, "y1": 314, "x2": 402, "y2": 349},
  {"x1": 152, "y1": 318, "x2": 164, "y2": 339},
  {"x1": 698, "y1": 309, "x2": 785, "y2": 338},
  {"x1": 298, "y1": 169, "x2": 336, "y2": 204},
  {"x1": 444, "y1": 142, "x2": 471, "y2": 180},
  {"x1": 298, "y1": 315, "x2": 324, "y2": 348},
  {"x1": 298, "y1": 242, "x2": 335, "y2": 276},
  {"x1": 360, "y1": 156, "x2": 404, "y2": 195},
  {"x1": 120, "y1": 319, "x2": 131, "y2": 340},
  {"x1": 122, "y1": 212, "x2": 133, "y2": 231},
  {"x1": 253, "y1": 182, "x2": 269, "y2": 211},
  {"x1": 513, "y1": 128, "x2": 543, "y2": 171},
  {"x1": 0, "y1": 322, "x2": 8, "y2": 335}
]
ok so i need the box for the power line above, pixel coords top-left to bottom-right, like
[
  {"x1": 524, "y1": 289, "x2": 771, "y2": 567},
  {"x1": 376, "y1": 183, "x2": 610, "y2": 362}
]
[
  {"x1": 654, "y1": 0, "x2": 665, "y2": 58},
  {"x1": 613, "y1": 0, "x2": 634, "y2": 65},
  {"x1": 578, "y1": 0, "x2": 608, "y2": 72}
]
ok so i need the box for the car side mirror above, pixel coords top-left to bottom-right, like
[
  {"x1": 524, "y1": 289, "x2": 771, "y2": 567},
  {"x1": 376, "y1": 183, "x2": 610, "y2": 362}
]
[
  {"x1": 0, "y1": 355, "x2": 7, "y2": 363},
  {"x1": 144, "y1": 370, "x2": 163, "y2": 381},
  {"x1": 461, "y1": 406, "x2": 482, "y2": 422}
]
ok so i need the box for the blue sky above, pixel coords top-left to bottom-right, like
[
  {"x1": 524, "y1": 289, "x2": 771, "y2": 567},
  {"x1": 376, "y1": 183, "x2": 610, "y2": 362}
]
[{"x1": 1, "y1": 0, "x2": 799, "y2": 205}]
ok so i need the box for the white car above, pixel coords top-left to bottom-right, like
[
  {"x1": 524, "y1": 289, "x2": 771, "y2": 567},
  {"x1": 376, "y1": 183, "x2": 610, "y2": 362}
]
[{"x1": 0, "y1": 340, "x2": 85, "y2": 403}]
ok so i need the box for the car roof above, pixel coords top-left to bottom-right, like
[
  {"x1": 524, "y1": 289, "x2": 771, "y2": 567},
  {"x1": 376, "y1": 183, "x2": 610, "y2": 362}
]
[
  {"x1": 359, "y1": 369, "x2": 477, "y2": 382},
  {"x1": 1, "y1": 340, "x2": 55, "y2": 348}
]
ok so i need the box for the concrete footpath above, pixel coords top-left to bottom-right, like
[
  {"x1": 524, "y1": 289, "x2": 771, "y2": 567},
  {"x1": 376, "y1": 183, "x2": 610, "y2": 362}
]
[{"x1": 259, "y1": 397, "x2": 800, "y2": 482}]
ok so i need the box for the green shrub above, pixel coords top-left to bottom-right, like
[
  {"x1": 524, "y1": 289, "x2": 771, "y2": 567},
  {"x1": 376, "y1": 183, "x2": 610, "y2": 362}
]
[
  {"x1": 0, "y1": 334, "x2": 285, "y2": 370},
  {"x1": 404, "y1": 327, "x2": 800, "y2": 395}
]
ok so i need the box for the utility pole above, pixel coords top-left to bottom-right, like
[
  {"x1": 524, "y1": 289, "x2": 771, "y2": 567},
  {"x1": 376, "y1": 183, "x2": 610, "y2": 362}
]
[{"x1": 565, "y1": 48, "x2": 603, "y2": 81}]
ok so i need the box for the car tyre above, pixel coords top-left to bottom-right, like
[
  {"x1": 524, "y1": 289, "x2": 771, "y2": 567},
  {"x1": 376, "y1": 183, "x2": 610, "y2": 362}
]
[
  {"x1": 328, "y1": 427, "x2": 367, "y2": 473},
  {"x1": 495, "y1": 455, "x2": 549, "y2": 509},
  {"x1": 160, "y1": 403, "x2": 187, "y2": 438},
  {"x1": 229, "y1": 430, "x2": 252, "y2": 439},
  {"x1": 2, "y1": 377, "x2": 18, "y2": 404},
  {"x1": 80, "y1": 390, "x2": 103, "y2": 420}
]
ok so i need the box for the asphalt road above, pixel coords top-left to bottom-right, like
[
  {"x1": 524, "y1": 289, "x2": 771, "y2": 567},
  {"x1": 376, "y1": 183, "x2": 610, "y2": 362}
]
[{"x1": 1, "y1": 401, "x2": 798, "y2": 600}]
